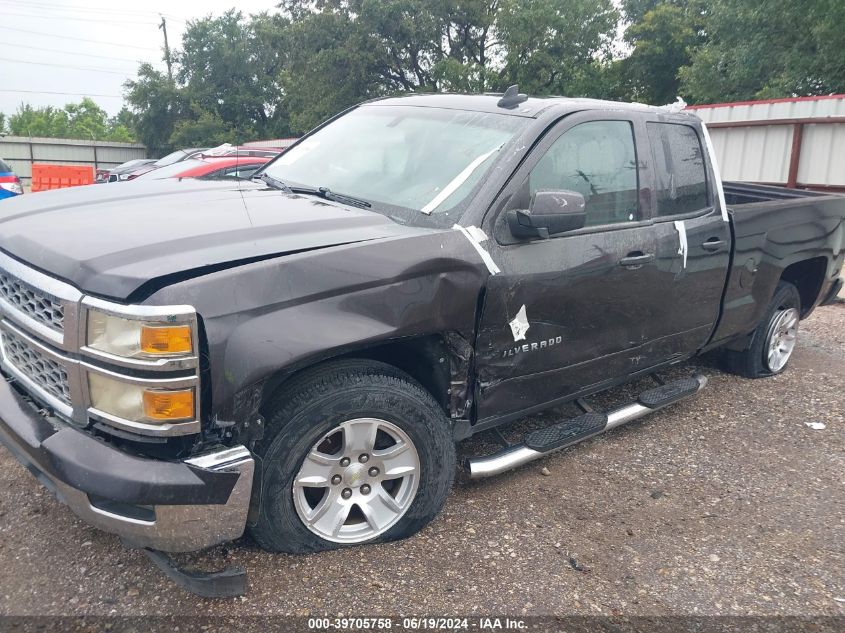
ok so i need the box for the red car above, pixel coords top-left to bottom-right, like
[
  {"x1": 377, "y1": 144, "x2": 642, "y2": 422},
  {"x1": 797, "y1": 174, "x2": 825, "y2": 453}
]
[{"x1": 133, "y1": 156, "x2": 273, "y2": 181}]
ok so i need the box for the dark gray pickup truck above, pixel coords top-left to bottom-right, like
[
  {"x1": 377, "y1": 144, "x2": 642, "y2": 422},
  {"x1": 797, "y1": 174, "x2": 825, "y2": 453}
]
[{"x1": 0, "y1": 92, "x2": 843, "y2": 560}]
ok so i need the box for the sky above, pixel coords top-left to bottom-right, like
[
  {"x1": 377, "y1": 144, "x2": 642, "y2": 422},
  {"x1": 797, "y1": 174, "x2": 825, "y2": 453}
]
[{"x1": 0, "y1": 0, "x2": 281, "y2": 118}]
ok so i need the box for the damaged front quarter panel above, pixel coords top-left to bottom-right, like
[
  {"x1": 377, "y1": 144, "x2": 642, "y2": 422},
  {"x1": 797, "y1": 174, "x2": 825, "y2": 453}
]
[{"x1": 144, "y1": 227, "x2": 492, "y2": 442}]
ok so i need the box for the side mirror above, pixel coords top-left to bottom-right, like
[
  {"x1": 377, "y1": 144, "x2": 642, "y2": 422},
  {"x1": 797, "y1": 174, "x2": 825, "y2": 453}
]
[{"x1": 507, "y1": 190, "x2": 587, "y2": 239}]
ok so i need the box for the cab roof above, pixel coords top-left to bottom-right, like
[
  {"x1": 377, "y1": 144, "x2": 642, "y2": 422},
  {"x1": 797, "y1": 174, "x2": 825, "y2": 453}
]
[{"x1": 368, "y1": 93, "x2": 690, "y2": 120}]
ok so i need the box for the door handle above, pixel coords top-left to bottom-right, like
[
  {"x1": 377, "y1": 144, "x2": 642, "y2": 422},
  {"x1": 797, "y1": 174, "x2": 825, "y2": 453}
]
[
  {"x1": 702, "y1": 238, "x2": 727, "y2": 252},
  {"x1": 619, "y1": 253, "x2": 655, "y2": 268}
]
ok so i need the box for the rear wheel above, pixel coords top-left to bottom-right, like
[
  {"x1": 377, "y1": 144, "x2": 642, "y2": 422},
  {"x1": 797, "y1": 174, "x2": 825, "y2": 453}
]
[
  {"x1": 722, "y1": 281, "x2": 801, "y2": 378},
  {"x1": 250, "y1": 360, "x2": 456, "y2": 553}
]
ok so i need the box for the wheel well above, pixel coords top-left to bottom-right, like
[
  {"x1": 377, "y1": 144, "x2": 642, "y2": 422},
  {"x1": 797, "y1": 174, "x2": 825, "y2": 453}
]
[
  {"x1": 780, "y1": 257, "x2": 827, "y2": 316},
  {"x1": 260, "y1": 335, "x2": 454, "y2": 416},
  {"x1": 346, "y1": 336, "x2": 452, "y2": 413}
]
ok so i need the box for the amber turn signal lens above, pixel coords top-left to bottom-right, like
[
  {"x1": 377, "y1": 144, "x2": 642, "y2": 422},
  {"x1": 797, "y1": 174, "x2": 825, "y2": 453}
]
[
  {"x1": 140, "y1": 325, "x2": 192, "y2": 355},
  {"x1": 143, "y1": 389, "x2": 195, "y2": 421}
]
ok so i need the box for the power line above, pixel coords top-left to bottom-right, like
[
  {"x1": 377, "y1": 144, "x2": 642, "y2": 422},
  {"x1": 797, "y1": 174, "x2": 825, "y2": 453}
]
[
  {"x1": 1, "y1": 10, "x2": 157, "y2": 25},
  {"x1": 0, "y1": 26, "x2": 160, "y2": 51},
  {"x1": 0, "y1": 0, "x2": 189, "y2": 21},
  {"x1": 7, "y1": 43, "x2": 155, "y2": 65},
  {"x1": 0, "y1": 56, "x2": 136, "y2": 75},
  {"x1": 0, "y1": 89, "x2": 124, "y2": 98},
  {"x1": 0, "y1": 0, "x2": 176, "y2": 17}
]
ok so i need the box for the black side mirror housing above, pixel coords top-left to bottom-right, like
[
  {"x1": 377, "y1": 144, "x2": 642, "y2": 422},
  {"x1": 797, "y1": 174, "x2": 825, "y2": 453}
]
[{"x1": 507, "y1": 190, "x2": 587, "y2": 239}]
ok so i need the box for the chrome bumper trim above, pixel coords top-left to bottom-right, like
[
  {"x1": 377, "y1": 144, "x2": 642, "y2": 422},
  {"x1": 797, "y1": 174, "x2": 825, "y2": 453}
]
[{"x1": 2, "y1": 422, "x2": 254, "y2": 552}]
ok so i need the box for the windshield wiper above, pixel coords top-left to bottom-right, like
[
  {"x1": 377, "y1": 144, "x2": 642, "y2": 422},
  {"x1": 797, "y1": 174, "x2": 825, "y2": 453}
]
[
  {"x1": 252, "y1": 175, "x2": 371, "y2": 209},
  {"x1": 292, "y1": 186, "x2": 372, "y2": 209},
  {"x1": 253, "y1": 172, "x2": 293, "y2": 193}
]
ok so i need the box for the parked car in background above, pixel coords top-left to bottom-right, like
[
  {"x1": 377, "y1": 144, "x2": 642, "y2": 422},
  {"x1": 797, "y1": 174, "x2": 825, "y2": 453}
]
[
  {"x1": 120, "y1": 147, "x2": 210, "y2": 180},
  {"x1": 197, "y1": 144, "x2": 282, "y2": 160},
  {"x1": 133, "y1": 156, "x2": 273, "y2": 181},
  {"x1": 120, "y1": 145, "x2": 281, "y2": 181},
  {"x1": 0, "y1": 159, "x2": 23, "y2": 200},
  {"x1": 229, "y1": 146, "x2": 281, "y2": 158},
  {"x1": 97, "y1": 159, "x2": 157, "y2": 183}
]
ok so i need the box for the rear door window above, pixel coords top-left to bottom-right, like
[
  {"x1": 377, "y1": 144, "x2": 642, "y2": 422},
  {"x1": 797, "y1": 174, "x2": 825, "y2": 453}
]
[
  {"x1": 0, "y1": 159, "x2": 12, "y2": 173},
  {"x1": 647, "y1": 122, "x2": 709, "y2": 216}
]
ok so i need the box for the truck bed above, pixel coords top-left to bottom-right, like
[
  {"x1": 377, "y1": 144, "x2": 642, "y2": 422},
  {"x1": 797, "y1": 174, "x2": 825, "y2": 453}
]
[
  {"x1": 723, "y1": 181, "x2": 833, "y2": 205},
  {"x1": 709, "y1": 181, "x2": 845, "y2": 348}
]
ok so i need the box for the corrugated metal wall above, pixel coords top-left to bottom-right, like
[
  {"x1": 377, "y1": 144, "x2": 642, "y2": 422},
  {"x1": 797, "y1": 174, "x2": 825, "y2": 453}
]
[
  {"x1": 0, "y1": 136, "x2": 147, "y2": 187},
  {"x1": 687, "y1": 95, "x2": 845, "y2": 190}
]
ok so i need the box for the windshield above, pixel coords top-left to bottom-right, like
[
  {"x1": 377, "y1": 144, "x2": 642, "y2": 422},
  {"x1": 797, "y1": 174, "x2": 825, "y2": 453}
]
[
  {"x1": 153, "y1": 149, "x2": 205, "y2": 167},
  {"x1": 137, "y1": 158, "x2": 207, "y2": 180},
  {"x1": 113, "y1": 159, "x2": 147, "y2": 172},
  {"x1": 154, "y1": 150, "x2": 189, "y2": 167},
  {"x1": 260, "y1": 105, "x2": 527, "y2": 226}
]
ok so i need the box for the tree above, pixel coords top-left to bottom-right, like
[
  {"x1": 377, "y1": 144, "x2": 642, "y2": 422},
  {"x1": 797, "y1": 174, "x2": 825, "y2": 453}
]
[
  {"x1": 64, "y1": 98, "x2": 109, "y2": 140},
  {"x1": 124, "y1": 63, "x2": 185, "y2": 152},
  {"x1": 177, "y1": 10, "x2": 289, "y2": 139},
  {"x1": 622, "y1": 0, "x2": 665, "y2": 23},
  {"x1": 622, "y1": 2, "x2": 703, "y2": 105},
  {"x1": 125, "y1": 11, "x2": 290, "y2": 151},
  {"x1": 278, "y1": 2, "x2": 387, "y2": 132},
  {"x1": 9, "y1": 104, "x2": 68, "y2": 137},
  {"x1": 108, "y1": 107, "x2": 137, "y2": 143},
  {"x1": 6, "y1": 99, "x2": 135, "y2": 141},
  {"x1": 119, "y1": 0, "x2": 844, "y2": 148},
  {"x1": 169, "y1": 108, "x2": 239, "y2": 148},
  {"x1": 497, "y1": 0, "x2": 619, "y2": 96},
  {"x1": 277, "y1": 0, "x2": 621, "y2": 130},
  {"x1": 679, "y1": 0, "x2": 845, "y2": 102}
]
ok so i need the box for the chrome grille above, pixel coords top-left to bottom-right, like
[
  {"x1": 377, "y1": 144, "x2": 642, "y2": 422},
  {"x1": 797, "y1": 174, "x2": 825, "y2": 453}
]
[
  {"x1": 0, "y1": 270, "x2": 64, "y2": 333},
  {"x1": 1, "y1": 329, "x2": 71, "y2": 406}
]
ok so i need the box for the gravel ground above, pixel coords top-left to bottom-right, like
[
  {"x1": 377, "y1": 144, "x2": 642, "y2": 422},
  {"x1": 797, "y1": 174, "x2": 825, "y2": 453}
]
[{"x1": 0, "y1": 306, "x2": 843, "y2": 618}]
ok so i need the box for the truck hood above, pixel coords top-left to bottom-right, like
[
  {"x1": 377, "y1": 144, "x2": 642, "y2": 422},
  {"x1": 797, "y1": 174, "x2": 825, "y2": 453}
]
[{"x1": 0, "y1": 179, "x2": 420, "y2": 300}]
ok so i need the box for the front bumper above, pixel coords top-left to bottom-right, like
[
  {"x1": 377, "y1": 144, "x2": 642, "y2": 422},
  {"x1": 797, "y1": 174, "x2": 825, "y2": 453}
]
[{"x1": 0, "y1": 377, "x2": 254, "y2": 552}]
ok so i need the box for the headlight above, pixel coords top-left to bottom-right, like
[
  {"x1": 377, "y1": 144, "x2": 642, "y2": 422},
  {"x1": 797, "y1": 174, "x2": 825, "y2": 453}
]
[
  {"x1": 88, "y1": 373, "x2": 195, "y2": 424},
  {"x1": 87, "y1": 311, "x2": 194, "y2": 358},
  {"x1": 82, "y1": 299, "x2": 200, "y2": 436}
]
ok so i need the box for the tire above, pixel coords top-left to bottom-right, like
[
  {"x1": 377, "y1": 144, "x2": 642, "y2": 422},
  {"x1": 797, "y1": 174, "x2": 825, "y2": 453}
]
[
  {"x1": 722, "y1": 281, "x2": 801, "y2": 378},
  {"x1": 249, "y1": 359, "x2": 456, "y2": 553}
]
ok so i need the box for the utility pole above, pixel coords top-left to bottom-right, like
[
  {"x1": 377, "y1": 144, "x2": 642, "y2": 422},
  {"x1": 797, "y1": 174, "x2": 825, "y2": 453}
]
[{"x1": 159, "y1": 15, "x2": 173, "y2": 83}]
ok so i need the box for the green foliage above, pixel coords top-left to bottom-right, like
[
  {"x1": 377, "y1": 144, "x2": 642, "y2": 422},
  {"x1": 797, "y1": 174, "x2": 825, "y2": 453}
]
[
  {"x1": 277, "y1": 0, "x2": 621, "y2": 130},
  {"x1": 123, "y1": 63, "x2": 187, "y2": 152},
  {"x1": 116, "y1": 0, "x2": 844, "y2": 149},
  {"x1": 177, "y1": 10, "x2": 289, "y2": 138},
  {"x1": 622, "y1": 1, "x2": 703, "y2": 105},
  {"x1": 125, "y1": 11, "x2": 289, "y2": 152},
  {"x1": 7, "y1": 98, "x2": 137, "y2": 141},
  {"x1": 497, "y1": 0, "x2": 619, "y2": 96},
  {"x1": 277, "y1": 5, "x2": 378, "y2": 132},
  {"x1": 169, "y1": 108, "x2": 240, "y2": 148},
  {"x1": 679, "y1": 0, "x2": 845, "y2": 102}
]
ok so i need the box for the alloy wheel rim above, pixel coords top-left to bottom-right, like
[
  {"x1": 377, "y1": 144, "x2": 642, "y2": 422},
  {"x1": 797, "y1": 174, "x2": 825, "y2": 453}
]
[
  {"x1": 292, "y1": 417, "x2": 420, "y2": 543},
  {"x1": 765, "y1": 307, "x2": 799, "y2": 372}
]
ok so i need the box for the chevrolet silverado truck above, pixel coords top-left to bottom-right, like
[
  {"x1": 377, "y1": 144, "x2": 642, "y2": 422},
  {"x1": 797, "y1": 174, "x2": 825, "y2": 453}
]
[{"x1": 0, "y1": 90, "x2": 843, "y2": 559}]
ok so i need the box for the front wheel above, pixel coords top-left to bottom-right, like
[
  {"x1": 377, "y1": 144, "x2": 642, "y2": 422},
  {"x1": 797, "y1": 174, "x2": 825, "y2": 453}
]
[
  {"x1": 722, "y1": 281, "x2": 801, "y2": 378},
  {"x1": 249, "y1": 360, "x2": 456, "y2": 553}
]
